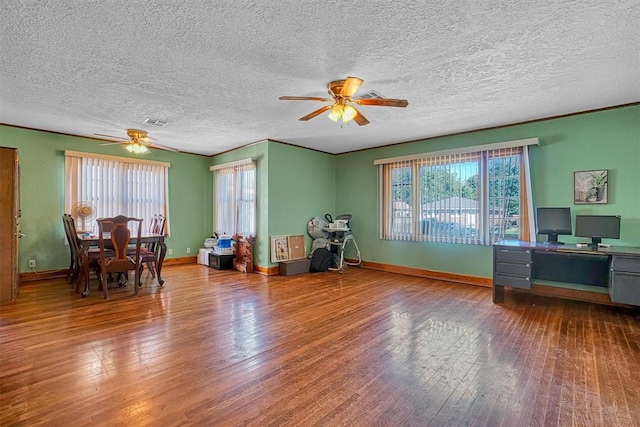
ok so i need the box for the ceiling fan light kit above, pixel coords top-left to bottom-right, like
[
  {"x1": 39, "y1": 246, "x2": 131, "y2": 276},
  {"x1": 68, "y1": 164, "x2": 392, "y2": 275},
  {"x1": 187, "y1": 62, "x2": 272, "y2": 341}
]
[
  {"x1": 279, "y1": 76, "x2": 408, "y2": 126},
  {"x1": 125, "y1": 142, "x2": 150, "y2": 154},
  {"x1": 328, "y1": 104, "x2": 357, "y2": 124},
  {"x1": 94, "y1": 128, "x2": 179, "y2": 153}
]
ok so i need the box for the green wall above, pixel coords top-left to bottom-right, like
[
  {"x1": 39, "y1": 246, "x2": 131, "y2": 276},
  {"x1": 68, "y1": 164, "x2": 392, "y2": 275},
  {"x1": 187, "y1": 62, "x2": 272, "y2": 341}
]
[
  {"x1": 210, "y1": 141, "x2": 335, "y2": 268},
  {"x1": 335, "y1": 105, "x2": 640, "y2": 279},
  {"x1": 0, "y1": 125, "x2": 212, "y2": 273},
  {"x1": 2, "y1": 104, "x2": 638, "y2": 278},
  {"x1": 210, "y1": 140, "x2": 270, "y2": 267},
  {"x1": 1, "y1": 126, "x2": 335, "y2": 273},
  {"x1": 266, "y1": 142, "x2": 335, "y2": 263}
]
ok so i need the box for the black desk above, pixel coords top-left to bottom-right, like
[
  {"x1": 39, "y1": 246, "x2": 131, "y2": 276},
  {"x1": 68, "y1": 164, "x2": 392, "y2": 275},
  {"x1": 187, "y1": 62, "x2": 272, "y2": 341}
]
[{"x1": 493, "y1": 241, "x2": 640, "y2": 306}]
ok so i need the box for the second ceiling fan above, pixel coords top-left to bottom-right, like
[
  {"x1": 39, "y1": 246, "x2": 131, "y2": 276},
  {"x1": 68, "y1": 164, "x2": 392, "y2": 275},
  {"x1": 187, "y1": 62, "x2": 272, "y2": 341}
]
[{"x1": 279, "y1": 76, "x2": 408, "y2": 126}]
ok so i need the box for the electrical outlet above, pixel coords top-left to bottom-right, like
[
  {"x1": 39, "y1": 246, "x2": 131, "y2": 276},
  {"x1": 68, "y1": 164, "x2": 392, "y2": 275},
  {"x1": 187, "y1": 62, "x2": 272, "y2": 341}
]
[
  {"x1": 28, "y1": 259, "x2": 36, "y2": 268},
  {"x1": 167, "y1": 249, "x2": 173, "y2": 255},
  {"x1": 186, "y1": 247, "x2": 191, "y2": 254}
]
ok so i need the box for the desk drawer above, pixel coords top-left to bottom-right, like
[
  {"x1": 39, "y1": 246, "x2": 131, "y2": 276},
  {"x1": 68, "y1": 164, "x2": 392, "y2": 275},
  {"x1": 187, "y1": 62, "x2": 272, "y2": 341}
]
[
  {"x1": 494, "y1": 273, "x2": 531, "y2": 289},
  {"x1": 612, "y1": 256, "x2": 640, "y2": 274},
  {"x1": 494, "y1": 247, "x2": 532, "y2": 263},
  {"x1": 610, "y1": 271, "x2": 640, "y2": 305},
  {"x1": 495, "y1": 261, "x2": 531, "y2": 277}
]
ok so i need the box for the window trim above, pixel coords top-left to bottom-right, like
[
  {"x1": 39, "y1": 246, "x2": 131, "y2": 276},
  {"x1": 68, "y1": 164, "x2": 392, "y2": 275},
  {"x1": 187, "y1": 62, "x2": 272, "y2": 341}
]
[
  {"x1": 64, "y1": 150, "x2": 170, "y2": 168},
  {"x1": 373, "y1": 137, "x2": 539, "y2": 165},
  {"x1": 210, "y1": 157, "x2": 254, "y2": 171}
]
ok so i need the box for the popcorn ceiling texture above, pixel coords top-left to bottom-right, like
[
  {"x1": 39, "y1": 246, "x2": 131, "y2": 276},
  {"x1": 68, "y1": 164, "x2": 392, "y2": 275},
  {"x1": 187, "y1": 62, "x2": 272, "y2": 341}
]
[{"x1": 0, "y1": 1, "x2": 638, "y2": 155}]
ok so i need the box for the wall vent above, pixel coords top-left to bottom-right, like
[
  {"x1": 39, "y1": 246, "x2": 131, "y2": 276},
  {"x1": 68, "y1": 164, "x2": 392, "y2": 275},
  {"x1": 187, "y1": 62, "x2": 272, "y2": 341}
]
[{"x1": 142, "y1": 118, "x2": 170, "y2": 127}]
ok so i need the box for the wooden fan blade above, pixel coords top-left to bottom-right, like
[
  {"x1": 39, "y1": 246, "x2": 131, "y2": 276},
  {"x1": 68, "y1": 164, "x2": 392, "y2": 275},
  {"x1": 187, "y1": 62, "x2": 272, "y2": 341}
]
[
  {"x1": 341, "y1": 76, "x2": 364, "y2": 98},
  {"x1": 299, "y1": 105, "x2": 332, "y2": 121},
  {"x1": 139, "y1": 136, "x2": 155, "y2": 143},
  {"x1": 279, "y1": 96, "x2": 333, "y2": 102},
  {"x1": 352, "y1": 109, "x2": 370, "y2": 126},
  {"x1": 354, "y1": 98, "x2": 409, "y2": 108},
  {"x1": 94, "y1": 133, "x2": 128, "y2": 140},
  {"x1": 148, "y1": 142, "x2": 179, "y2": 152},
  {"x1": 99, "y1": 141, "x2": 127, "y2": 146}
]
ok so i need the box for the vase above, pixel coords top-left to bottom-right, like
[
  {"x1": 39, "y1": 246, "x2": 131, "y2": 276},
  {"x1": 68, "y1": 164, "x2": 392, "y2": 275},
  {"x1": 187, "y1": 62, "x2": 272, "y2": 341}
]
[{"x1": 577, "y1": 190, "x2": 586, "y2": 202}]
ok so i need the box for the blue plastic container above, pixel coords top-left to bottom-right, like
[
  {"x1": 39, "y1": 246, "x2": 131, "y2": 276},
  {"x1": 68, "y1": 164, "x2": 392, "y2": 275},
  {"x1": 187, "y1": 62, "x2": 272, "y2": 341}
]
[{"x1": 218, "y1": 235, "x2": 232, "y2": 248}]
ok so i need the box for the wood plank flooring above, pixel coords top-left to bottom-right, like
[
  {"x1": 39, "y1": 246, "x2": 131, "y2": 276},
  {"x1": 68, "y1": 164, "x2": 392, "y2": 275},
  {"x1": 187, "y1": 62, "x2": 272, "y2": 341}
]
[{"x1": 1, "y1": 264, "x2": 639, "y2": 426}]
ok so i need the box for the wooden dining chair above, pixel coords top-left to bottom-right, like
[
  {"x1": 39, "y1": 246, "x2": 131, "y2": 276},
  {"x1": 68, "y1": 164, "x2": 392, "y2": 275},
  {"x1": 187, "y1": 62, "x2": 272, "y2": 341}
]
[
  {"x1": 95, "y1": 215, "x2": 143, "y2": 299},
  {"x1": 63, "y1": 214, "x2": 103, "y2": 291},
  {"x1": 62, "y1": 214, "x2": 80, "y2": 283},
  {"x1": 140, "y1": 214, "x2": 165, "y2": 279},
  {"x1": 148, "y1": 215, "x2": 159, "y2": 237}
]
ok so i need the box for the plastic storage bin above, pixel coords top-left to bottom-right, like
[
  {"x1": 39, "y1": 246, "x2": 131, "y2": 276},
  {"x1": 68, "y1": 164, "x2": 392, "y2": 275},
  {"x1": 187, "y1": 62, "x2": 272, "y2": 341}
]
[
  {"x1": 218, "y1": 235, "x2": 232, "y2": 248},
  {"x1": 209, "y1": 253, "x2": 235, "y2": 270},
  {"x1": 279, "y1": 258, "x2": 311, "y2": 276},
  {"x1": 198, "y1": 248, "x2": 213, "y2": 265}
]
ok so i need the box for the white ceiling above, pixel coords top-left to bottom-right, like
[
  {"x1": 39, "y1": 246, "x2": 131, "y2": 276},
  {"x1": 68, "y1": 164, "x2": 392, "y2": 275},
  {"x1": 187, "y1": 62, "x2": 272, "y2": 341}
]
[{"x1": 1, "y1": 1, "x2": 638, "y2": 156}]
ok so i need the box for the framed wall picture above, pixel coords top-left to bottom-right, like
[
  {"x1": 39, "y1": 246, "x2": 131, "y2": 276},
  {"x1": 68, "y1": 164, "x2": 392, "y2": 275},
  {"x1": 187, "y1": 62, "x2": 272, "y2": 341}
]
[
  {"x1": 574, "y1": 169, "x2": 608, "y2": 204},
  {"x1": 270, "y1": 235, "x2": 290, "y2": 262},
  {"x1": 287, "y1": 235, "x2": 306, "y2": 260}
]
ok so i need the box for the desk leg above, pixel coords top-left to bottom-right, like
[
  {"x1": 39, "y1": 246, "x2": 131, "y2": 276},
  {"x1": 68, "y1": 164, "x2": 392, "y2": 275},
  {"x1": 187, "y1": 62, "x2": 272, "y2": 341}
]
[
  {"x1": 156, "y1": 238, "x2": 166, "y2": 286},
  {"x1": 493, "y1": 283, "x2": 504, "y2": 303}
]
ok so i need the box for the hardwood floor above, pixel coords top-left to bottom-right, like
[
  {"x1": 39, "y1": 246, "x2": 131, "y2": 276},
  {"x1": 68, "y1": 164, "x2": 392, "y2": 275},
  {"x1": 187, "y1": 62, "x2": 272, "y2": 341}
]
[{"x1": 1, "y1": 265, "x2": 639, "y2": 426}]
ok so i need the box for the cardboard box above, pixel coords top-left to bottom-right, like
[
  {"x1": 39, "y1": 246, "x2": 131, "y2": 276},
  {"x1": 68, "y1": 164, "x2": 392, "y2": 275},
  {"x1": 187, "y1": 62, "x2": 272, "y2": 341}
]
[
  {"x1": 279, "y1": 258, "x2": 311, "y2": 276},
  {"x1": 209, "y1": 253, "x2": 235, "y2": 270}
]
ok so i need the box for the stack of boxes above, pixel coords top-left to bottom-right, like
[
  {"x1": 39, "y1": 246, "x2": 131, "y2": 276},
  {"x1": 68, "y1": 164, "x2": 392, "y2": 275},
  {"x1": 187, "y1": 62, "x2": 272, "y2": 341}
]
[
  {"x1": 197, "y1": 237, "x2": 218, "y2": 265},
  {"x1": 209, "y1": 235, "x2": 235, "y2": 269}
]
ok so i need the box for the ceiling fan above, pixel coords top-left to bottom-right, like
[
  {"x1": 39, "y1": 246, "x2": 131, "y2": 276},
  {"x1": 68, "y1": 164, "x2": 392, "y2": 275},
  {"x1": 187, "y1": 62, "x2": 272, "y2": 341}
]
[
  {"x1": 279, "y1": 76, "x2": 409, "y2": 126},
  {"x1": 94, "y1": 129, "x2": 179, "y2": 154}
]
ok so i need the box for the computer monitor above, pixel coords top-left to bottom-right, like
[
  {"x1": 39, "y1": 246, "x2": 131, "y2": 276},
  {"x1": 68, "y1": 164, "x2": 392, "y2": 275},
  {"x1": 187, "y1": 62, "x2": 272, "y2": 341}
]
[
  {"x1": 535, "y1": 207, "x2": 572, "y2": 244},
  {"x1": 575, "y1": 215, "x2": 621, "y2": 247}
]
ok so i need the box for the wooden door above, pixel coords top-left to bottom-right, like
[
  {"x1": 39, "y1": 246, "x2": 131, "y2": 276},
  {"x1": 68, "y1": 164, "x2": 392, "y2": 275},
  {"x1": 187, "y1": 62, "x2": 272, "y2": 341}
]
[{"x1": 0, "y1": 147, "x2": 19, "y2": 303}]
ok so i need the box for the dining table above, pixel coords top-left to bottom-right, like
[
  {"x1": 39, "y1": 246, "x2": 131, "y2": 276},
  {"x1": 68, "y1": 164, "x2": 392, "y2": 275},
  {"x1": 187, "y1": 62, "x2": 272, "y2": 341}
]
[{"x1": 77, "y1": 233, "x2": 167, "y2": 297}]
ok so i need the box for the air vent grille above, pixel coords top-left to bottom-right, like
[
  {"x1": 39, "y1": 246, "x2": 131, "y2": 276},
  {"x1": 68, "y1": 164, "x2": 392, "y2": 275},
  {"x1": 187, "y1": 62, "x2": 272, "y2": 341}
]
[
  {"x1": 143, "y1": 118, "x2": 170, "y2": 127},
  {"x1": 357, "y1": 90, "x2": 385, "y2": 100}
]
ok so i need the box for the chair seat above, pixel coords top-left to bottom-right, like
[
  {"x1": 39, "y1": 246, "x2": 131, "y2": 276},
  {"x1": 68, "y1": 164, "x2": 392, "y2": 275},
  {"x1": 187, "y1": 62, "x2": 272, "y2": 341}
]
[
  {"x1": 88, "y1": 247, "x2": 112, "y2": 260},
  {"x1": 126, "y1": 242, "x2": 159, "y2": 278},
  {"x1": 127, "y1": 246, "x2": 152, "y2": 256}
]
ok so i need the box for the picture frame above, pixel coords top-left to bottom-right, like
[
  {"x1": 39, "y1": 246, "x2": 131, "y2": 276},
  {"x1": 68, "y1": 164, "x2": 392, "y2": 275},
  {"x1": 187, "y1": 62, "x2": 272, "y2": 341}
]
[
  {"x1": 270, "y1": 235, "x2": 290, "y2": 262},
  {"x1": 574, "y1": 169, "x2": 608, "y2": 204},
  {"x1": 287, "y1": 235, "x2": 306, "y2": 260}
]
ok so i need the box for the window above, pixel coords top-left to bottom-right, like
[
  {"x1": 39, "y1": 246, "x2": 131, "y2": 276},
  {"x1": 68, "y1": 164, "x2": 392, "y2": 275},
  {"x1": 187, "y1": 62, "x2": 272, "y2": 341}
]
[
  {"x1": 211, "y1": 159, "x2": 256, "y2": 237},
  {"x1": 65, "y1": 151, "x2": 169, "y2": 232},
  {"x1": 376, "y1": 139, "x2": 537, "y2": 245}
]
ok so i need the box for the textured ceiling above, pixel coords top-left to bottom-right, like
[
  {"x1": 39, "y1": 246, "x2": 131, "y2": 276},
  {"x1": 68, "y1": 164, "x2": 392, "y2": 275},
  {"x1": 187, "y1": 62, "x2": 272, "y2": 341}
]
[{"x1": 1, "y1": 1, "x2": 638, "y2": 156}]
